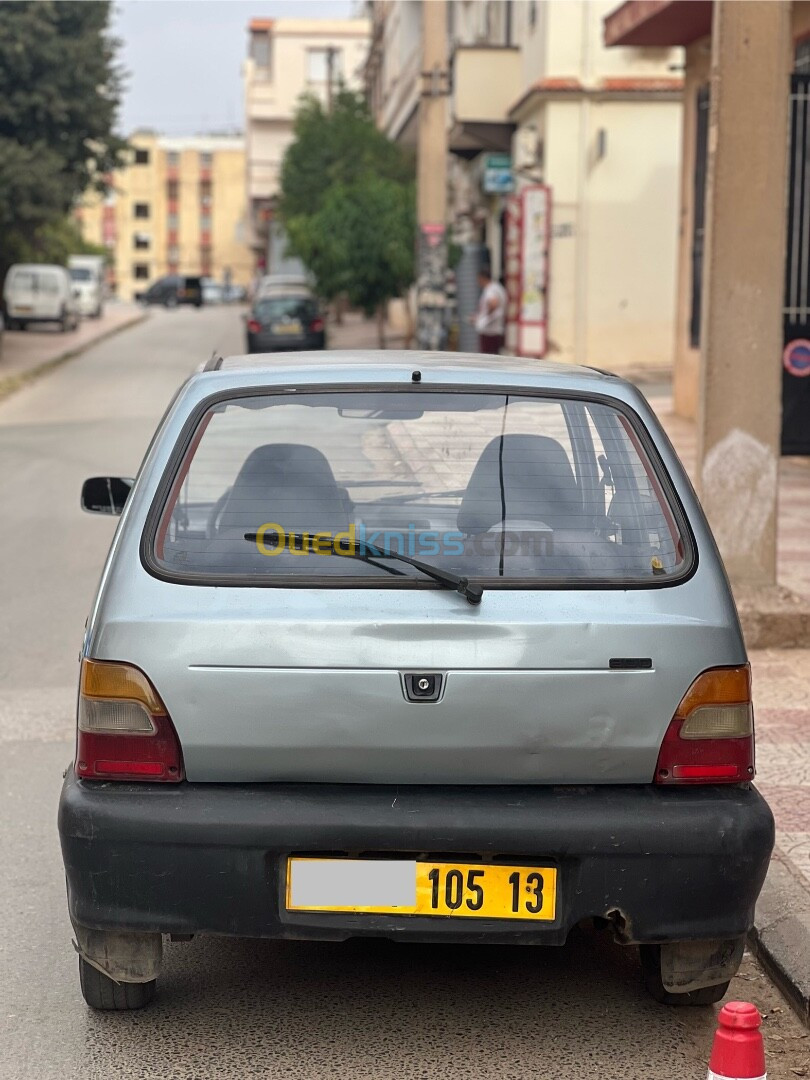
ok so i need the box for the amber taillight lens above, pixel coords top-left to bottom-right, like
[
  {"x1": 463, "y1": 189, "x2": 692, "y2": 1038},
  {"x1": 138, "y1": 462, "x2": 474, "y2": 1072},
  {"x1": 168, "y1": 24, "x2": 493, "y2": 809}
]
[
  {"x1": 654, "y1": 665, "x2": 754, "y2": 784},
  {"x1": 76, "y1": 659, "x2": 184, "y2": 782}
]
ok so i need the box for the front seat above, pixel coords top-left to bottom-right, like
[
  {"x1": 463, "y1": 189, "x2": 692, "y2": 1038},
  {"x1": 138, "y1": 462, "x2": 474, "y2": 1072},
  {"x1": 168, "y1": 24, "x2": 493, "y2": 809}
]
[
  {"x1": 457, "y1": 433, "x2": 582, "y2": 534},
  {"x1": 216, "y1": 443, "x2": 352, "y2": 538}
]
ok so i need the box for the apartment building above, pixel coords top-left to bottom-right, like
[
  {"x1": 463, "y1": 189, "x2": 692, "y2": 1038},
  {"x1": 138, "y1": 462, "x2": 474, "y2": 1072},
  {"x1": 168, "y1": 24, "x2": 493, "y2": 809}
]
[
  {"x1": 243, "y1": 16, "x2": 370, "y2": 271},
  {"x1": 366, "y1": 0, "x2": 683, "y2": 370},
  {"x1": 76, "y1": 133, "x2": 251, "y2": 301}
]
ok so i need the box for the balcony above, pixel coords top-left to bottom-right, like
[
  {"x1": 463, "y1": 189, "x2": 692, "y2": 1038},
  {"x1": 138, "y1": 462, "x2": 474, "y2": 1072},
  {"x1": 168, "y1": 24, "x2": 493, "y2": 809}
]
[{"x1": 449, "y1": 46, "x2": 520, "y2": 158}]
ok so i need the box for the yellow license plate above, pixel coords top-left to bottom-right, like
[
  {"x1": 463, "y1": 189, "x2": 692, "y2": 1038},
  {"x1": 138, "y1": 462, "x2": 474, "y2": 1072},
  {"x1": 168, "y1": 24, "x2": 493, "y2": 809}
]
[
  {"x1": 286, "y1": 858, "x2": 557, "y2": 921},
  {"x1": 272, "y1": 321, "x2": 302, "y2": 335}
]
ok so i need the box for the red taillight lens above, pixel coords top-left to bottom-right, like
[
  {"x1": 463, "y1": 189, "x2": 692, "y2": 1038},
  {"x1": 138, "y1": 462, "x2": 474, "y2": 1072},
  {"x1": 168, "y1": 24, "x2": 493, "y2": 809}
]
[
  {"x1": 655, "y1": 665, "x2": 754, "y2": 785},
  {"x1": 310, "y1": 317, "x2": 324, "y2": 333},
  {"x1": 247, "y1": 318, "x2": 261, "y2": 333},
  {"x1": 75, "y1": 659, "x2": 184, "y2": 782}
]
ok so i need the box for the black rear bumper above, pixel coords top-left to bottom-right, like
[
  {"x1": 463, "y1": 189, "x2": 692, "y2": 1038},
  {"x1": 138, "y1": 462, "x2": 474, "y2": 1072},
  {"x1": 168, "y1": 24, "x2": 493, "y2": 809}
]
[{"x1": 59, "y1": 775, "x2": 774, "y2": 946}]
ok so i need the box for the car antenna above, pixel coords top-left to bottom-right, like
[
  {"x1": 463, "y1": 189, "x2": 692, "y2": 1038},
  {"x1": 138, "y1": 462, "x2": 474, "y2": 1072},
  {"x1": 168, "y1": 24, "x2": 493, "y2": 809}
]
[{"x1": 203, "y1": 351, "x2": 224, "y2": 372}]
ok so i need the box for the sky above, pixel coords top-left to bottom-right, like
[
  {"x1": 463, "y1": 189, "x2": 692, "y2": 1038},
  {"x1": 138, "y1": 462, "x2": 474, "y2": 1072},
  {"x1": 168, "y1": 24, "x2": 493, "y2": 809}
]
[{"x1": 111, "y1": 0, "x2": 355, "y2": 136}]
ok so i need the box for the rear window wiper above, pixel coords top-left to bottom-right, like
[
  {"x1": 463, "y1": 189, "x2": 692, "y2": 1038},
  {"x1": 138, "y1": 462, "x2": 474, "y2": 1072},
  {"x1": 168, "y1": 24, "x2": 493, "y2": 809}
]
[{"x1": 243, "y1": 530, "x2": 483, "y2": 605}]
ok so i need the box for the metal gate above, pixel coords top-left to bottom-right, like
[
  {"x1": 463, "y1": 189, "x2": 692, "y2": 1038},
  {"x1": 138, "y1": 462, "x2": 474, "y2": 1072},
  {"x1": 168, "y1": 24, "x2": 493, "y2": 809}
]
[{"x1": 782, "y1": 71, "x2": 810, "y2": 454}]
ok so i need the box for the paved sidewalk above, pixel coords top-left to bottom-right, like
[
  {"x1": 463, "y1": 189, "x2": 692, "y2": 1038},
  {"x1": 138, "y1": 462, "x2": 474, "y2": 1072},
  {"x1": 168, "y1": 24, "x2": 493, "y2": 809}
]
[{"x1": 0, "y1": 302, "x2": 144, "y2": 401}]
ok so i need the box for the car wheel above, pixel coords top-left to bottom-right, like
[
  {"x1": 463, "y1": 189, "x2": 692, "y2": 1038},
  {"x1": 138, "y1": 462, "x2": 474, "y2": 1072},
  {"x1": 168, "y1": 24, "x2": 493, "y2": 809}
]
[
  {"x1": 639, "y1": 945, "x2": 731, "y2": 1006},
  {"x1": 78, "y1": 956, "x2": 156, "y2": 1011},
  {"x1": 17, "y1": 322, "x2": 27, "y2": 332},
  {"x1": 60, "y1": 309, "x2": 70, "y2": 333},
  {"x1": 165, "y1": 296, "x2": 178, "y2": 309}
]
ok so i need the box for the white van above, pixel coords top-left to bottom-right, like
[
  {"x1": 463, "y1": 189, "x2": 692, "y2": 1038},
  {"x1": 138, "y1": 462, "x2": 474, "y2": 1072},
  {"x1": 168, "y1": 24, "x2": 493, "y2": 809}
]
[
  {"x1": 68, "y1": 255, "x2": 106, "y2": 318},
  {"x1": 3, "y1": 264, "x2": 80, "y2": 332}
]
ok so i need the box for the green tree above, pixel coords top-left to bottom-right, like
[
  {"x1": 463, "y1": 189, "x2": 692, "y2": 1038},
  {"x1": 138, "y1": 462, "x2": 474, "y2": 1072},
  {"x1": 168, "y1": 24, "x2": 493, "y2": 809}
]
[
  {"x1": 279, "y1": 90, "x2": 415, "y2": 343},
  {"x1": 0, "y1": 1, "x2": 125, "y2": 279}
]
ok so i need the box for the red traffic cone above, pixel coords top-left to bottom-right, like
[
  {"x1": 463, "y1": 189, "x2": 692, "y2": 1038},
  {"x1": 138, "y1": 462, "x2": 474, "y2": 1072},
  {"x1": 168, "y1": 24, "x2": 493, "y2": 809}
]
[{"x1": 708, "y1": 1001, "x2": 766, "y2": 1079}]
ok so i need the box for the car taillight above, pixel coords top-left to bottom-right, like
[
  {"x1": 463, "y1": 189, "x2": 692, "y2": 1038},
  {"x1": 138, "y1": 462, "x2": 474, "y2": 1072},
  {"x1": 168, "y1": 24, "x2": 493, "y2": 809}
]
[
  {"x1": 310, "y1": 317, "x2": 324, "y2": 333},
  {"x1": 654, "y1": 664, "x2": 754, "y2": 785},
  {"x1": 247, "y1": 318, "x2": 261, "y2": 333},
  {"x1": 75, "y1": 659, "x2": 184, "y2": 782}
]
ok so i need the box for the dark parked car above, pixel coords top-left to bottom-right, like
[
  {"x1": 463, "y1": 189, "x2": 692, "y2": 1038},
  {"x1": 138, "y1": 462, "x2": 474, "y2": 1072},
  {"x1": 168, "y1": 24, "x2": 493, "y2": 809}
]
[
  {"x1": 246, "y1": 290, "x2": 325, "y2": 353},
  {"x1": 138, "y1": 275, "x2": 203, "y2": 308}
]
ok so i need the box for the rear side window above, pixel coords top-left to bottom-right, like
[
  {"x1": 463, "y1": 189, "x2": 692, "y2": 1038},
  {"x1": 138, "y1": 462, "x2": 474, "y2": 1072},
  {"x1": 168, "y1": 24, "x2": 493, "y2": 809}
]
[
  {"x1": 148, "y1": 391, "x2": 691, "y2": 587},
  {"x1": 254, "y1": 297, "x2": 316, "y2": 322}
]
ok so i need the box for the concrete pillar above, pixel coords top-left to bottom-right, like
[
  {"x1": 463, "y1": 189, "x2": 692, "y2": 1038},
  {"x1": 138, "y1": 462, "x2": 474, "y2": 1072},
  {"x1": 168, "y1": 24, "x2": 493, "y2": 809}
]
[
  {"x1": 416, "y1": 0, "x2": 448, "y2": 350},
  {"x1": 696, "y1": 0, "x2": 792, "y2": 587}
]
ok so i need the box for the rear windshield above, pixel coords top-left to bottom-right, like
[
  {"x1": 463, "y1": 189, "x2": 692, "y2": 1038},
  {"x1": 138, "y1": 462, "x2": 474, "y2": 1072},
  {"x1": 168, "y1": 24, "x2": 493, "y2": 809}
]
[
  {"x1": 10, "y1": 269, "x2": 60, "y2": 293},
  {"x1": 70, "y1": 267, "x2": 92, "y2": 281},
  {"x1": 254, "y1": 297, "x2": 316, "y2": 322},
  {"x1": 149, "y1": 391, "x2": 691, "y2": 587}
]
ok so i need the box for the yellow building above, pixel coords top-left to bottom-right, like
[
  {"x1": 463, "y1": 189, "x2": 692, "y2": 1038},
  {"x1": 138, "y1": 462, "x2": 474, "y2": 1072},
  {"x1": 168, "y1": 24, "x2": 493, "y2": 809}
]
[{"x1": 77, "y1": 132, "x2": 252, "y2": 301}]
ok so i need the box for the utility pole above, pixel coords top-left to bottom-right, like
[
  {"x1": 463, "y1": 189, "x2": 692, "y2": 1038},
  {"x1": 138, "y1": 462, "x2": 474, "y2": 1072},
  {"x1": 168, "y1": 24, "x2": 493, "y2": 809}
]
[
  {"x1": 416, "y1": 0, "x2": 449, "y2": 351},
  {"x1": 696, "y1": 0, "x2": 791, "y2": 588},
  {"x1": 325, "y1": 45, "x2": 338, "y2": 113}
]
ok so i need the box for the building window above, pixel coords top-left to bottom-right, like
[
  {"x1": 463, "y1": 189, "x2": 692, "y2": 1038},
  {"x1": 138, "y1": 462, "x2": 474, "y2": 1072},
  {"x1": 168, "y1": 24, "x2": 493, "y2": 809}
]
[
  {"x1": 250, "y1": 30, "x2": 271, "y2": 72},
  {"x1": 167, "y1": 245, "x2": 179, "y2": 263},
  {"x1": 133, "y1": 264, "x2": 150, "y2": 280},
  {"x1": 133, "y1": 233, "x2": 150, "y2": 251},
  {"x1": 200, "y1": 213, "x2": 212, "y2": 231},
  {"x1": 134, "y1": 202, "x2": 150, "y2": 220},
  {"x1": 689, "y1": 85, "x2": 710, "y2": 349},
  {"x1": 199, "y1": 151, "x2": 213, "y2": 169},
  {"x1": 307, "y1": 47, "x2": 342, "y2": 84},
  {"x1": 200, "y1": 179, "x2": 212, "y2": 204},
  {"x1": 167, "y1": 151, "x2": 180, "y2": 168},
  {"x1": 134, "y1": 148, "x2": 150, "y2": 165},
  {"x1": 167, "y1": 179, "x2": 179, "y2": 201},
  {"x1": 167, "y1": 212, "x2": 178, "y2": 230},
  {"x1": 796, "y1": 38, "x2": 810, "y2": 73}
]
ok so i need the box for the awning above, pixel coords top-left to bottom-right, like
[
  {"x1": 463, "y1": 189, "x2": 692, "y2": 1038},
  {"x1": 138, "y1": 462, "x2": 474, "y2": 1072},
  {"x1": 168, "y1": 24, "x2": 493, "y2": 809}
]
[{"x1": 604, "y1": 0, "x2": 712, "y2": 47}]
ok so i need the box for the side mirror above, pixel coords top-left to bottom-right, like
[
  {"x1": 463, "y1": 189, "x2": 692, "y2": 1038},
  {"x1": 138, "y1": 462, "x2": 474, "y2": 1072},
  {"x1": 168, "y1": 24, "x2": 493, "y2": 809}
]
[{"x1": 81, "y1": 476, "x2": 134, "y2": 515}]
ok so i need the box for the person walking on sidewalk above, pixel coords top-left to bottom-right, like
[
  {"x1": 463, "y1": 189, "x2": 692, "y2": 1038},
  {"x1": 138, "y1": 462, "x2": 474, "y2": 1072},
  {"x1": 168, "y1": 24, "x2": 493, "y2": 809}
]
[{"x1": 473, "y1": 267, "x2": 507, "y2": 354}]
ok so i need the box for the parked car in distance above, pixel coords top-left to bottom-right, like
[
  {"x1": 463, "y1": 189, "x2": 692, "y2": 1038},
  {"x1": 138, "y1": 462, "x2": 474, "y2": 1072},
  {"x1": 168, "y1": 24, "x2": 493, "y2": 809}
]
[
  {"x1": 246, "y1": 288, "x2": 325, "y2": 352},
  {"x1": 68, "y1": 255, "x2": 106, "y2": 318},
  {"x1": 136, "y1": 275, "x2": 203, "y2": 308},
  {"x1": 60, "y1": 351, "x2": 773, "y2": 1012},
  {"x1": 223, "y1": 283, "x2": 247, "y2": 304},
  {"x1": 3, "y1": 263, "x2": 80, "y2": 332},
  {"x1": 201, "y1": 280, "x2": 224, "y2": 305}
]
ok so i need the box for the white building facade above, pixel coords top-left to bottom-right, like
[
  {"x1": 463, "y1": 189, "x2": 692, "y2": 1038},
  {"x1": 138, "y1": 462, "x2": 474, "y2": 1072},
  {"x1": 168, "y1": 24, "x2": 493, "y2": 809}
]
[
  {"x1": 244, "y1": 15, "x2": 370, "y2": 272},
  {"x1": 366, "y1": 0, "x2": 683, "y2": 371}
]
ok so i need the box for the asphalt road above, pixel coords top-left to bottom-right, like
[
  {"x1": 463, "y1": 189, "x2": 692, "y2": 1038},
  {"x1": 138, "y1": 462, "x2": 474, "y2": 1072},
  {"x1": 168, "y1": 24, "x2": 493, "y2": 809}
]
[{"x1": 0, "y1": 307, "x2": 806, "y2": 1080}]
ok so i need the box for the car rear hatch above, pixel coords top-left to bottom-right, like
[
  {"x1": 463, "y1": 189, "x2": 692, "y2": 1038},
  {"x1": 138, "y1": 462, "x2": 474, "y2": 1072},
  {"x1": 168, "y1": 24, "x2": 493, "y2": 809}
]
[
  {"x1": 91, "y1": 585, "x2": 744, "y2": 785},
  {"x1": 87, "y1": 382, "x2": 746, "y2": 786}
]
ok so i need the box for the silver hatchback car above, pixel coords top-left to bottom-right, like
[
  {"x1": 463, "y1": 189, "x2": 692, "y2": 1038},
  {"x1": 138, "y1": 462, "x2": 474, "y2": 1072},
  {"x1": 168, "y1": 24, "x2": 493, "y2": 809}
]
[{"x1": 59, "y1": 352, "x2": 773, "y2": 1010}]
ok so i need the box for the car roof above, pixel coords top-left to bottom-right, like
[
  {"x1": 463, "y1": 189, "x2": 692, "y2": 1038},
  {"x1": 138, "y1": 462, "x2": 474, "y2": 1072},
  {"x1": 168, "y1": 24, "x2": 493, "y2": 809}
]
[
  {"x1": 9, "y1": 263, "x2": 66, "y2": 274},
  {"x1": 193, "y1": 350, "x2": 635, "y2": 400}
]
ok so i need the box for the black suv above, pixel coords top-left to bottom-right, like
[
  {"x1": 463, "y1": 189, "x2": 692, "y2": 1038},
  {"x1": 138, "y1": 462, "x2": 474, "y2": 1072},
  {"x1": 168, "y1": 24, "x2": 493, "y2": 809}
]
[{"x1": 138, "y1": 275, "x2": 203, "y2": 308}]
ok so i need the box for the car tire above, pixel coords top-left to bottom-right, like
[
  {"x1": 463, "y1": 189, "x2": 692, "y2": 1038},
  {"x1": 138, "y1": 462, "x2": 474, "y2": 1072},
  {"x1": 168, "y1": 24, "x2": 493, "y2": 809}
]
[
  {"x1": 17, "y1": 322, "x2": 27, "y2": 332},
  {"x1": 165, "y1": 296, "x2": 178, "y2": 310},
  {"x1": 639, "y1": 945, "x2": 731, "y2": 1006},
  {"x1": 60, "y1": 309, "x2": 70, "y2": 333},
  {"x1": 78, "y1": 956, "x2": 156, "y2": 1011}
]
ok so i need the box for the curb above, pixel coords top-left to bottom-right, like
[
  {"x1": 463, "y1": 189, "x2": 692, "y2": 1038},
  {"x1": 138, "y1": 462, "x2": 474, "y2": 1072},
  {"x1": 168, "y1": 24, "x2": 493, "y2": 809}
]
[
  {"x1": 0, "y1": 312, "x2": 148, "y2": 405},
  {"x1": 749, "y1": 852, "x2": 810, "y2": 1026}
]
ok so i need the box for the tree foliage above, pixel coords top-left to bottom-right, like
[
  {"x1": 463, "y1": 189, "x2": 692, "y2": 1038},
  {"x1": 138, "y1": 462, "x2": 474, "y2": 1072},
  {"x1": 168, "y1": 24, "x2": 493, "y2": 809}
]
[
  {"x1": 279, "y1": 90, "x2": 415, "y2": 322},
  {"x1": 0, "y1": 1, "x2": 126, "y2": 278}
]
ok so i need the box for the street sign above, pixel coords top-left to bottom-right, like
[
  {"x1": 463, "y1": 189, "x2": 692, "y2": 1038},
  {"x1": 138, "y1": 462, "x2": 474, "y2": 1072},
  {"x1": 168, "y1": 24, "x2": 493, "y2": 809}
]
[
  {"x1": 515, "y1": 185, "x2": 551, "y2": 358},
  {"x1": 482, "y1": 154, "x2": 514, "y2": 194}
]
